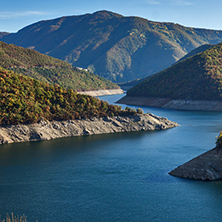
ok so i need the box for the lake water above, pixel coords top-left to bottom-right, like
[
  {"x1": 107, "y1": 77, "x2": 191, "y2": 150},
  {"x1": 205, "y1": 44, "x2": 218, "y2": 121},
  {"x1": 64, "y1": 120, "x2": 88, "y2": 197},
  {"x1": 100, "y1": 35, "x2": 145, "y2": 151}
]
[{"x1": 1, "y1": 94, "x2": 222, "y2": 221}]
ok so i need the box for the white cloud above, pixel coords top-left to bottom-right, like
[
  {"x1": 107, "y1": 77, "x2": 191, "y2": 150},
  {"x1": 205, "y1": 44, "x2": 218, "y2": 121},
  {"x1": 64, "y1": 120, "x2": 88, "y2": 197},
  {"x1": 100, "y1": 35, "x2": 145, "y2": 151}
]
[{"x1": 0, "y1": 11, "x2": 49, "y2": 19}]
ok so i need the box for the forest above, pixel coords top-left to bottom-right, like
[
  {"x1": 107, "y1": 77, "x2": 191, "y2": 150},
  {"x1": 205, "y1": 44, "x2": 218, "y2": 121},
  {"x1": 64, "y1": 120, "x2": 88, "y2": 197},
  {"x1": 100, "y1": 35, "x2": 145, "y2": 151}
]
[
  {"x1": 0, "y1": 67, "x2": 140, "y2": 125},
  {"x1": 128, "y1": 42, "x2": 222, "y2": 101},
  {"x1": 0, "y1": 41, "x2": 119, "y2": 91}
]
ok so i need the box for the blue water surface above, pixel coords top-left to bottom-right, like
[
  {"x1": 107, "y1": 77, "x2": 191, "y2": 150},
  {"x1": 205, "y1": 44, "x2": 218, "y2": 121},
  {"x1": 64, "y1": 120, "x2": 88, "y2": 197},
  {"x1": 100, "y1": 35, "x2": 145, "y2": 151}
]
[{"x1": 1, "y1": 93, "x2": 222, "y2": 221}]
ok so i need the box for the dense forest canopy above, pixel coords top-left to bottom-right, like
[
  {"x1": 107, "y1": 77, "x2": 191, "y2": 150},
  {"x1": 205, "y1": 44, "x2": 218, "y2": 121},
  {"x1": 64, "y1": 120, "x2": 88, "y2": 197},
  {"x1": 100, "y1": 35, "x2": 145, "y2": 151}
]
[
  {"x1": 128, "y1": 42, "x2": 222, "y2": 101},
  {"x1": 0, "y1": 41, "x2": 119, "y2": 91},
  {"x1": 0, "y1": 67, "x2": 138, "y2": 125}
]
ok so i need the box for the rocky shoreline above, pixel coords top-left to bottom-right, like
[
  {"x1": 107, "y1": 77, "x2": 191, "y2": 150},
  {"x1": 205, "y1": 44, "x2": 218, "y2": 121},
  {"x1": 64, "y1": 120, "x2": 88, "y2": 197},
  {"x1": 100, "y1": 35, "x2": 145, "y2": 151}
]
[
  {"x1": 169, "y1": 147, "x2": 222, "y2": 181},
  {"x1": 77, "y1": 89, "x2": 124, "y2": 97},
  {"x1": 0, "y1": 114, "x2": 178, "y2": 145},
  {"x1": 117, "y1": 96, "x2": 222, "y2": 111}
]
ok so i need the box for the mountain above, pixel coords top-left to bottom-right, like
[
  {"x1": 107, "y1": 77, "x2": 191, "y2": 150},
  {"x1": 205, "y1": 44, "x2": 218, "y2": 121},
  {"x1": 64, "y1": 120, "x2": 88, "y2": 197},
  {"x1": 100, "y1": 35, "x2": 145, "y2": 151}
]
[
  {"x1": 0, "y1": 32, "x2": 9, "y2": 39},
  {"x1": 127, "y1": 42, "x2": 222, "y2": 101},
  {"x1": 119, "y1": 44, "x2": 216, "y2": 90},
  {"x1": 0, "y1": 41, "x2": 119, "y2": 91},
  {"x1": 177, "y1": 44, "x2": 214, "y2": 63},
  {"x1": 0, "y1": 66, "x2": 135, "y2": 125},
  {"x1": 2, "y1": 10, "x2": 222, "y2": 83}
]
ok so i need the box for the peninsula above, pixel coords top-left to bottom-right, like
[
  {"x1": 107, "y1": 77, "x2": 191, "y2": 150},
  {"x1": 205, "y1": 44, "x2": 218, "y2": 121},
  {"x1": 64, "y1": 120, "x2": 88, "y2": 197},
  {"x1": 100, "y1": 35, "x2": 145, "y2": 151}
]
[
  {"x1": 118, "y1": 43, "x2": 222, "y2": 111},
  {"x1": 169, "y1": 132, "x2": 222, "y2": 181},
  {"x1": 0, "y1": 113, "x2": 178, "y2": 145},
  {"x1": 0, "y1": 67, "x2": 178, "y2": 145}
]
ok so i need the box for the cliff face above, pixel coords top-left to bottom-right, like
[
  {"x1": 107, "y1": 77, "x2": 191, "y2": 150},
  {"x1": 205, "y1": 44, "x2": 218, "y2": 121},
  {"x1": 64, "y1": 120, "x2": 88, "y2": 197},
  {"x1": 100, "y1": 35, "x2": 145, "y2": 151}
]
[{"x1": 0, "y1": 114, "x2": 178, "y2": 145}]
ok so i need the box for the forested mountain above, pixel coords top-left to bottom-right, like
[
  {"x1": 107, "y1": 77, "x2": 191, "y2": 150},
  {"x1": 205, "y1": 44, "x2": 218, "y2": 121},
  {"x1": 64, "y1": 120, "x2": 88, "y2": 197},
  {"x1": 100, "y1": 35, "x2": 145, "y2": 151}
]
[
  {"x1": 0, "y1": 67, "x2": 135, "y2": 125},
  {"x1": 120, "y1": 44, "x2": 216, "y2": 89},
  {"x1": 0, "y1": 41, "x2": 119, "y2": 91},
  {"x1": 127, "y1": 42, "x2": 222, "y2": 101},
  {"x1": 1, "y1": 10, "x2": 222, "y2": 83},
  {"x1": 177, "y1": 44, "x2": 214, "y2": 63}
]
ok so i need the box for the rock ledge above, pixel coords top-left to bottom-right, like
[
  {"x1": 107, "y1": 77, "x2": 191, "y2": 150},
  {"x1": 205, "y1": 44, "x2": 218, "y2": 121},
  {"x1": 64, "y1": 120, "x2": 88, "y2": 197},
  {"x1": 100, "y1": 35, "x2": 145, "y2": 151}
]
[
  {"x1": 169, "y1": 147, "x2": 222, "y2": 181},
  {"x1": 0, "y1": 114, "x2": 178, "y2": 145},
  {"x1": 117, "y1": 96, "x2": 222, "y2": 111}
]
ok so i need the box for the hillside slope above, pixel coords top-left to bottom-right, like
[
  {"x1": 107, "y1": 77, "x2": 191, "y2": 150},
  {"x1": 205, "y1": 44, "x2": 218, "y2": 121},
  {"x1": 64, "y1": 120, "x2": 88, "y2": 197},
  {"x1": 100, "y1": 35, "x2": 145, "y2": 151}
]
[
  {"x1": 127, "y1": 42, "x2": 222, "y2": 101},
  {"x1": 2, "y1": 10, "x2": 222, "y2": 83},
  {"x1": 119, "y1": 44, "x2": 216, "y2": 90},
  {"x1": 0, "y1": 67, "x2": 134, "y2": 125},
  {"x1": 177, "y1": 44, "x2": 214, "y2": 63},
  {"x1": 0, "y1": 32, "x2": 9, "y2": 39},
  {"x1": 0, "y1": 41, "x2": 118, "y2": 91}
]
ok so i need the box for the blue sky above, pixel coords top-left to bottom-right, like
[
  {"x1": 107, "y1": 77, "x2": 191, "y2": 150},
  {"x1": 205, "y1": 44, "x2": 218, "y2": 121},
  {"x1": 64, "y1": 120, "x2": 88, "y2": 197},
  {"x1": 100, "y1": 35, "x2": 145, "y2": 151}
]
[{"x1": 1, "y1": 0, "x2": 222, "y2": 32}]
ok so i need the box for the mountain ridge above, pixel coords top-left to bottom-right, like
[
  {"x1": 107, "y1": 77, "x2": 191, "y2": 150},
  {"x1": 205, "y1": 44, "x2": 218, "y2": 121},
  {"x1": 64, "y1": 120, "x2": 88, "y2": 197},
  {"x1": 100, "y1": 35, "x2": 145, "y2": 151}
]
[
  {"x1": 2, "y1": 10, "x2": 222, "y2": 82},
  {"x1": 124, "y1": 42, "x2": 222, "y2": 105},
  {"x1": 0, "y1": 41, "x2": 119, "y2": 91}
]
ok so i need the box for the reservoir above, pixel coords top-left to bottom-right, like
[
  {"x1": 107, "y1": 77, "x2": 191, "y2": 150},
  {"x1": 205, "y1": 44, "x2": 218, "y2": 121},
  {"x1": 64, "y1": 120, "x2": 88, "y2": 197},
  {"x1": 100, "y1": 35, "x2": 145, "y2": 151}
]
[{"x1": 1, "y1": 94, "x2": 222, "y2": 221}]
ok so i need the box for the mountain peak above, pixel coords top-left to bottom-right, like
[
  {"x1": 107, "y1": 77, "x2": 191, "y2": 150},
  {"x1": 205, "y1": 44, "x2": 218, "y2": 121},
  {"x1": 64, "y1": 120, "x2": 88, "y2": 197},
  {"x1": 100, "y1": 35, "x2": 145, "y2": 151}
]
[
  {"x1": 91, "y1": 10, "x2": 123, "y2": 18},
  {"x1": 2, "y1": 11, "x2": 222, "y2": 83}
]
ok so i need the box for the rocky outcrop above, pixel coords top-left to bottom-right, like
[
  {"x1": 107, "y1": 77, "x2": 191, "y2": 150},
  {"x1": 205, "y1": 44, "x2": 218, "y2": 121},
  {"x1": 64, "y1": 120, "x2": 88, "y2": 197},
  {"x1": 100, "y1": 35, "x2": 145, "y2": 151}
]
[
  {"x1": 117, "y1": 96, "x2": 222, "y2": 111},
  {"x1": 169, "y1": 147, "x2": 222, "y2": 180},
  {"x1": 0, "y1": 114, "x2": 178, "y2": 145}
]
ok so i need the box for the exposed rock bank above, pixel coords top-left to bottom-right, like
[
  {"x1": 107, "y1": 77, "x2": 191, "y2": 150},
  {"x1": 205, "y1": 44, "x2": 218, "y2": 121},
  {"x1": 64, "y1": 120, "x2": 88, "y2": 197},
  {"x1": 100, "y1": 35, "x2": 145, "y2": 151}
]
[
  {"x1": 117, "y1": 96, "x2": 222, "y2": 111},
  {"x1": 169, "y1": 147, "x2": 222, "y2": 180},
  {"x1": 0, "y1": 114, "x2": 178, "y2": 145},
  {"x1": 78, "y1": 89, "x2": 124, "y2": 97}
]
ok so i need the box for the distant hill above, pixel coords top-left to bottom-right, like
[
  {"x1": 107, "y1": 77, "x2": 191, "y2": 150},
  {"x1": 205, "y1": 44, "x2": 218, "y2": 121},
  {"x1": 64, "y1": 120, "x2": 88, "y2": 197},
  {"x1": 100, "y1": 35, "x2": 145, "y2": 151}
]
[
  {"x1": 0, "y1": 32, "x2": 9, "y2": 39},
  {"x1": 0, "y1": 67, "x2": 135, "y2": 125},
  {"x1": 177, "y1": 44, "x2": 214, "y2": 63},
  {"x1": 127, "y1": 42, "x2": 222, "y2": 101},
  {"x1": 0, "y1": 41, "x2": 119, "y2": 91},
  {"x1": 2, "y1": 10, "x2": 222, "y2": 83},
  {"x1": 120, "y1": 44, "x2": 216, "y2": 89}
]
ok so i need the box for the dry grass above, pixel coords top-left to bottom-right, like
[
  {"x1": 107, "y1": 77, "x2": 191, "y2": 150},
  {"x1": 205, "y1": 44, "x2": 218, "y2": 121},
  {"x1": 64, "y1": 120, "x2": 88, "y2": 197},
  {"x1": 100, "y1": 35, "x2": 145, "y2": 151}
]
[{"x1": 0, "y1": 213, "x2": 27, "y2": 222}]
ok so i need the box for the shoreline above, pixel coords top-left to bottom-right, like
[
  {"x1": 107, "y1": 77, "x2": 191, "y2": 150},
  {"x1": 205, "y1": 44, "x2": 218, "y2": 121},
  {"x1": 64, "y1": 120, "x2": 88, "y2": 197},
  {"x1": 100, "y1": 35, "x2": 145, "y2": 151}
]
[
  {"x1": 169, "y1": 147, "x2": 222, "y2": 181},
  {"x1": 117, "y1": 96, "x2": 222, "y2": 111},
  {"x1": 77, "y1": 89, "x2": 124, "y2": 97},
  {"x1": 0, "y1": 114, "x2": 178, "y2": 145}
]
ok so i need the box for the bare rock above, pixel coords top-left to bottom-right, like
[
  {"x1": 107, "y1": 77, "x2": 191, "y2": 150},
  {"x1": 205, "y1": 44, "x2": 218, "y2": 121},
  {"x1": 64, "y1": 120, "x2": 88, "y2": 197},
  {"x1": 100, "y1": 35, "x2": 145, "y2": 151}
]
[
  {"x1": 169, "y1": 147, "x2": 222, "y2": 181},
  {"x1": 0, "y1": 114, "x2": 179, "y2": 145}
]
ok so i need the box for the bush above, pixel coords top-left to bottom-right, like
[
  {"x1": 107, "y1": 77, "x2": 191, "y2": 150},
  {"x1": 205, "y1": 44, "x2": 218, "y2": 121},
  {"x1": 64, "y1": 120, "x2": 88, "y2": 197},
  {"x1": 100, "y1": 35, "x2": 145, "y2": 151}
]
[
  {"x1": 136, "y1": 108, "x2": 143, "y2": 114},
  {"x1": 216, "y1": 131, "x2": 222, "y2": 148}
]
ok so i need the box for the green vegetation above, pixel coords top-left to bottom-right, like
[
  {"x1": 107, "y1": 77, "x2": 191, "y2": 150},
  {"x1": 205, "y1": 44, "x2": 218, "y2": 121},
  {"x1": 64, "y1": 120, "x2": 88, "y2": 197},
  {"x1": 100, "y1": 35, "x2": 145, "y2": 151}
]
[
  {"x1": 216, "y1": 131, "x2": 222, "y2": 148},
  {"x1": 2, "y1": 10, "x2": 222, "y2": 82},
  {"x1": 177, "y1": 44, "x2": 214, "y2": 63},
  {"x1": 0, "y1": 41, "x2": 119, "y2": 91},
  {"x1": 128, "y1": 42, "x2": 222, "y2": 101},
  {"x1": 0, "y1": 67, "x2": 138, "y2": 125}
]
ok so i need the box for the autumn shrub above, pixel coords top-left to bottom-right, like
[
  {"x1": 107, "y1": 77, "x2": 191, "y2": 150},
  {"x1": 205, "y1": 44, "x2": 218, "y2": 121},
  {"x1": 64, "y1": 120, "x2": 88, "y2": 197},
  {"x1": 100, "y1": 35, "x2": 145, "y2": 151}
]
[{"x1": 0, "y1": 67, "x2": 137, "y2": 125}]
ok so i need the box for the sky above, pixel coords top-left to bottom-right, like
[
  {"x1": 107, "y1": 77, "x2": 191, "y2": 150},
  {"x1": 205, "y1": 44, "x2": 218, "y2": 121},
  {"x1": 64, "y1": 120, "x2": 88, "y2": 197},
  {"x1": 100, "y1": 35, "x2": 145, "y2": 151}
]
[{"x1": 1, "y1": 0, "x2": 222, "y2": 33}]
